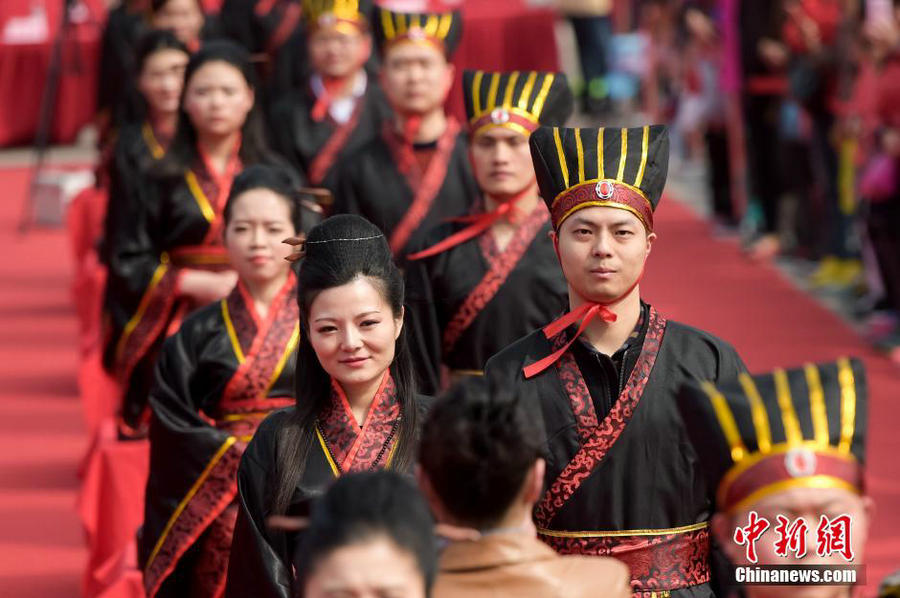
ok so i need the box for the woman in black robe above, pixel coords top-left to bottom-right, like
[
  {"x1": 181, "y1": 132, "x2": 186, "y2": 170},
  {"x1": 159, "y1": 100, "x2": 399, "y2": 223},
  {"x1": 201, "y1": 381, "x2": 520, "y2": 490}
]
[
  {"x1": 224, "y1": 214, "x2": 430, "y2": 598},
  {"x1": 103, "y1": 40, "x2": 296, "y2": 437},
  {"x1": 139, "y1": 165, "x2": 304, "y2": 598}
]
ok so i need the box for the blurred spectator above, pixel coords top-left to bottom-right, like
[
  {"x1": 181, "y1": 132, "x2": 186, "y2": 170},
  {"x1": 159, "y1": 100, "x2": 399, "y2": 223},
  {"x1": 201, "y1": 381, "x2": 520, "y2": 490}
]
[
  {"x1": 558, "y1": 0, "x2": 614, "y2": 115},
  {"x1": 418, "y1": 381, "x2": 631, "y2": 598},
  {"x1": 293, "y1": 472, "x2": 437, "y2": 598}
]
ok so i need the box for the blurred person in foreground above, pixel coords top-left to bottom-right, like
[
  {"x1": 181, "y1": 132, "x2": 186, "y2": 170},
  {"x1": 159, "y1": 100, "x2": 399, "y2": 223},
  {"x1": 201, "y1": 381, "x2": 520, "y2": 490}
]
[
  {"x1": 418, "y1": 379, "x2": 630, "y2": 598},
  {"x1": 269, "y1": 0, "x2": 391, "y2": 193},
  {"x1": 677, "y1": 357, "x2": 873, "y2": 598},
  {"x1": 483, "y1": 124, "x2": 746, "y2": 597},
  {"x1": 291, "y1": 471, "x2": 436, "y2": 598},
  {"x1": 332, "y1": 6, "x2": 478, "y2": 262},
  {"x1": 403, "y1": 69, "x2": 572, "y2": 394}
]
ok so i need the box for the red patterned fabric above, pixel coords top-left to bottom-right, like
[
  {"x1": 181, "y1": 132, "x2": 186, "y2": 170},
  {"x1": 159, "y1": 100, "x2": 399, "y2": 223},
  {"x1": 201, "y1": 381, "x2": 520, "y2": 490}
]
[
  {"x1": 307, "y1": 100, "x2": 364, "y2": 186},
  {"x1": 383, "y1": 118, "x2": 462, "y2": 254},
  {"x1": 550, "y1": 182, "x2": 654, "y2": 231},
  {"x1": 539, "y1": 526, "x2": 711, "y2": 594},
  {"x1": 189, "y1": 504, "x2": 238, "y2": 598},
  {"x1": 441, "y1": 205, "x2": 548, "y2": 354},
  {"x1": 553, "y1": 344, "x2": 598, "y2": 443},
  {"x1": 218, "y1": 274, "x2": 298, "y2": 414},
  {"x1": 534, "y1": 308, "x2": 667, "y2": 527},
  {"x1": 143, "y1": 440, "x2": 244, "y2": 597},
  {"x1": 193, "y1": 142, "x2": 242, "y2": 244},
  {"x1": 318, "y1": 373, "x2": 400, "y2": 473}
]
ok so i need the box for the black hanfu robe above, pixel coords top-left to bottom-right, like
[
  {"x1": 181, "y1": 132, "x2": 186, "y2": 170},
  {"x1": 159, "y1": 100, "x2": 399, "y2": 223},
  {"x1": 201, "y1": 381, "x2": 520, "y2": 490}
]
[
  {"x1": 483, "y1": 305, "x2": 745, "y2": 598},
  {"x1": 404, "y1": 203, "x2": 568, "y2": 394},
  {"x1": 332, "y1": 119, "x2": 479, "y2": 261},
  {"x1": 224, "y1": 375, "x2": 431, "y2": 598},
  {"x1": 268, "y1": 77, "x2": 391, "y2": 193},
  {"x1": 140, "y1": 275, "x2": 299, "y2": 598},
  {"x1": 103, "y1": 151, "x2": 243, "y2": 430}
]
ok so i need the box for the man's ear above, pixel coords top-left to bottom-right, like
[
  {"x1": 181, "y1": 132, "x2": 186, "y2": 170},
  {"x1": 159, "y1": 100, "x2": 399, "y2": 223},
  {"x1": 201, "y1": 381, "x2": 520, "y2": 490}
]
[
  {"x1": 646, "y1": 230, "x2": 657, "y2": 257},
  {"x1": 522, "y1": 458, "x2": 546, "y2": 505},
  {"x1": 549, "y1": 230, "x2": 560, "y2": 262}
]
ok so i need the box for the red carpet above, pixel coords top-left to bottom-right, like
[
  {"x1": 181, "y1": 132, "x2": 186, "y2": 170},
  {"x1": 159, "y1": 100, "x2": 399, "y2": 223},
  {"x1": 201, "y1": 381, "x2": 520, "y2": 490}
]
[{"x1": 0, "y1": 166, "x2": 896, "y2": 596}]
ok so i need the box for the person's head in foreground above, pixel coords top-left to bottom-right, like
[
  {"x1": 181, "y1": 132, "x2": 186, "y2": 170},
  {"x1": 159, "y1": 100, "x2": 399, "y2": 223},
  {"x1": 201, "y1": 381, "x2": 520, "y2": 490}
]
[
  {"x1": 304, "y1": 0, "x2": 372, "y2": 81},
  {"x1": 463, "y1": 70, "x2": 573, "y2": 202},
  {"x1": 529, "y1": 125, "x2": 669, "y2": 308},
  {"x1": 295, "y1": 471, "x2": 436, "y2": 598},
  {"x1": 150, "y1": 0, "x2": 205, "y2": 47},
  {"x1": 677, "y1": 357, "x2": 873, "y2": 598},
  {"x1": 222, "y1": 164, "x2": 303, "y2": 289},
  {"x1": 133, "y1": 29, "x2": 190, "y2": 123},
  {"x1": 417, "y1": 379, "x2": 631, "y2": 598},
  {"x1": 373, "y1": 7, "x2": 461, "y2": 117}
]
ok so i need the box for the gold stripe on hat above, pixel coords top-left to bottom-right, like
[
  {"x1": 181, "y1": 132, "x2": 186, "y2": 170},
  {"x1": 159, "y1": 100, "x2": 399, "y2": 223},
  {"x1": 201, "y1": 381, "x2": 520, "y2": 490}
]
[
  {"x1": 803, "y1": 364, "x2": 830, "y2": 447},
  {"x1": 425, "y1": 14, "x2": 439, "y2": 36},
  {"x1": 396, "y1": 12, "x2": 407, "y2": 34},
  {"x1": 531, "y1": 73, "x2": 556, "y2": 117},
  {"x1": 617, "y1": 128, "x2": 627, "y2": 182},
  {"x1": 410, "y1": 13, "x2": 420, "y2": 29},
  {"x1": 738, "y1": 373, "x2": 772, "y2": 453},
  {"x1": 503, "y1": 72, "x2": 519, "y2": 108},
  {"x1": 517, "y1": 71, "x2": 538, "y2": 110},
  {"x1": 471, "y1": 70, "x2": 484, "y2": 115},
  {"x1": 575, "y1": 128, "x2": 585, "y2": 183},
  {"x1": 486, "y1": 73, "x2": 501, "y2": 112},
  {"x1": 553, "y1": 128, "x2": 569, "y2": 189},
  {"x1": 837, "y1": 357, "x2": 857, "y2": 453},
  {"x1": 773, "y1": 368, "x2": 803, "y2": 446},
  {"x1": 634, "y1": 125, "x2": 649, "y2": 187},
  {"x1": 437, "y1": 12, "x2": 452, "y2": 39},
  {"x1": 380, "y1": 8, "x2": 395, "y2": 39},
  {"x1": 597, "y1": 128, "x2": 605, "y2": 180},
  {"x1": 701, "y1": 381, "x2": 747, "y2": 463}
]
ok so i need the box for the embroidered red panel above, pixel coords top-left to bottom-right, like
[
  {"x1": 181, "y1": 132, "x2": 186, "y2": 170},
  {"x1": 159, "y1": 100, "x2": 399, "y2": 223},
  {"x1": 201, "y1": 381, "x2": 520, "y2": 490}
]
[
  {"x1": 540, "y1": 527, "x2": 711, "y2": 594},
  {"x1": 308, "y1": 100, "x2": 364, "y2": 186},
  {"x1": 318, "y1": 374, "x2": 400, "y2": 473},
  {"x1": 441, "y1": 206, "x2": 548, "y2": 355},
  {"x1": 534, "y1": 308, "x2": 667, "y2": 528}
]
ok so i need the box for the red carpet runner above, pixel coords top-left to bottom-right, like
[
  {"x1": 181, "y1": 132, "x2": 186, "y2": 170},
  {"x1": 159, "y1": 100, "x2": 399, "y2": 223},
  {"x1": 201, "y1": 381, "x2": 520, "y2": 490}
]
[{"x1": 0, "y1": 166, "x2": 896, "y2": 596}]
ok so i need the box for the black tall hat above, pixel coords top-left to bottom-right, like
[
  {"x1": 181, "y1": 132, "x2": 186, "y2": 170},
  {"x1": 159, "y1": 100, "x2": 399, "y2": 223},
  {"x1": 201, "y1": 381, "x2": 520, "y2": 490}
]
[
  {"x1": 301, "y1": 0, "x2": 371, "y2": 32},
  {"x1": 529, "y1": 125, "x2": 669, "y2": 231},
  {"x1": 677, "y1": 358, "x2": 868, "y2": 514},
  {"x1": 373, "y1": 7, "x2": 462, "y2": 58},
  {"x1": 462, "y1": 70, "x2": 573, "y2": 138}
]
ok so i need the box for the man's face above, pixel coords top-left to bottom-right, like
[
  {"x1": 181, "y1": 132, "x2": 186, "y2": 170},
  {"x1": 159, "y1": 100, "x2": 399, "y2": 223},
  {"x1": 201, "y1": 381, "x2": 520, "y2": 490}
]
[
  {"x1": 553, "y1": 206, "x2": 654, "y2": 304},
  {"x1": 379, "y1": 42, "x2": 453, "y2": 114},
  {"x1": 714, "y1": 486, "x2": 873, "y2": 598},
  {"x1": 308, "y1": 26, "x2": 370, "y2": 79},
  {"x1": 470, "y1": 127, "x2": 535, "y2": 198}
]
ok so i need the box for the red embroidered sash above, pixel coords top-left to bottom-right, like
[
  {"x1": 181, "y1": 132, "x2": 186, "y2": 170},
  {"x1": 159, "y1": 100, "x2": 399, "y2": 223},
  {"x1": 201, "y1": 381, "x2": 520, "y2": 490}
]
[
  {"x1": 441, "y1": 206, "x2": 549, "y2": 355},
  {"x1": 384, "y1": 118, "x2": 461, "y2": 255},
  {"x1": 539, "y1": 525, "x2": 711, "y2": 595},
  {"x1": 317, "y1": 373, "x2": 401, "y2": 474},
  {"x1": 190, "y1": 141, "x2": 242, "y2": 244},
  {"x1": 534, "y1": 307, "x2": 667, "y2": 528},
  {"x1": 307, "y1": 98, "x2": 364, "y2": 186},
  {"x1": 218, "y1": 273, "x2": 299, "y2": 416}
]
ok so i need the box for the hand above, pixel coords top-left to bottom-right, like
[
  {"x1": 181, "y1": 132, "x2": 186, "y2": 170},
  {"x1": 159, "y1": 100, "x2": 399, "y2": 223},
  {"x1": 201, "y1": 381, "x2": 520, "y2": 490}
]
[{"x1": 178, "y1": 269, "x2": 238, "y2": 304}]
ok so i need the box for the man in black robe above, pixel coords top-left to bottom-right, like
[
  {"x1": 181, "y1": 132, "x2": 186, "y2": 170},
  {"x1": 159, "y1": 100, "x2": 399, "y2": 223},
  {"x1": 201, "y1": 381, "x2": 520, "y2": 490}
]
[
  {"x1": 268, "y1": 0, "x2": 390, "y2": 193},
  {"x1": 332, "y1": 7, "x2": 478, "y2": 261},
  {"x1": 483, "y1": 125, "x2": 746, "y2": 597},
  {"x1": 677, "y1": 358, "x2": 873, "y2": 598},
  {"x1": 404, "y1": 70, "x2": 572, "y2": 394}
]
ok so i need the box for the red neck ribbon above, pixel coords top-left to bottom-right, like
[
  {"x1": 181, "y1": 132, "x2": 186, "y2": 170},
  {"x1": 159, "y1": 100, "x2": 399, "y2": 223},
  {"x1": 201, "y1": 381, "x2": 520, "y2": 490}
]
[
  {"x1": 407, "y1": 184, "x2": 535, "y2": 260},
  {"x1": 311, "y1": 75, "x2": 356, "y2": 122},
  {"x1": 522, "y1": 268, "x2": 645, "y2": 379}
]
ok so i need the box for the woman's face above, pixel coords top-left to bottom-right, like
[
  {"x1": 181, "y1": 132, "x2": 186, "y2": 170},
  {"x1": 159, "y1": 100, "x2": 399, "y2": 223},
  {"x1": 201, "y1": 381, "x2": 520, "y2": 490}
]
[
  {"x1": 138, "y1": 48, "x2": 189, "y2": 116},
  {"x1": 151, "y1": 0, "x2": 205, "y2": 45},
  {"x1": 307, "y1": 277, "x2": 403, "y2": 390},
  {"x1": 223, "y1": 188, "x2": 295, "y2": 286},
  {"x1": 182, "y1": 60, "x2": 254, "y2": 138},
  {"x1": 304, "y1": 536, "x2": 426, "y2": 598}
]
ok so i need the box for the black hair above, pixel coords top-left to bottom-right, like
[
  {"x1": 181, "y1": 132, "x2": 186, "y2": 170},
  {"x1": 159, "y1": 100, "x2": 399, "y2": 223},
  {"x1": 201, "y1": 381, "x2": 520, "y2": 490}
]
[
  {"x1": 118, "y1": 29, "x2": 189, "y2": 125},
  {"x1": 136, "y1": 28, "x2": 189, "y2": 73},
  {"x1": 271, "y1": 215, "x2": 419, "y2": 516},
  {"x1": 418, "y1": 378, "x2": 544, "y2": 529},
  {"x1": 223, "y1": 164, "x2": 303, "y2": 233},
  {"x1": 153, "y1": 40, "x2": 279, "y2": 180},
  {"x1": 150, "y1": 0, "x2": 204, "y2": 14},
  {"x1": 294, "y1": 471, "x2": 436, "y2": 597}
]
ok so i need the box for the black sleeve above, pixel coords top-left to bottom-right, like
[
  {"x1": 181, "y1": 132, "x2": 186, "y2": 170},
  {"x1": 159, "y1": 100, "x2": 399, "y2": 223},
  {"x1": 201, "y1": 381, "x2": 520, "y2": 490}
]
[{"x1": 403, "y1": 251, "x2": 443, "y2": 395}]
